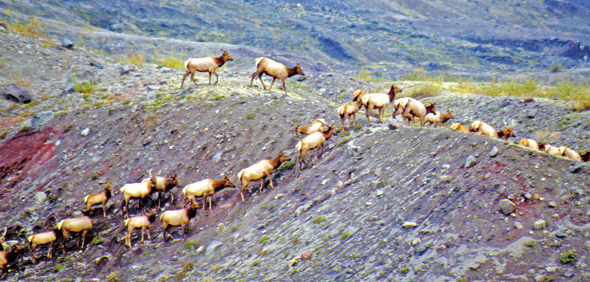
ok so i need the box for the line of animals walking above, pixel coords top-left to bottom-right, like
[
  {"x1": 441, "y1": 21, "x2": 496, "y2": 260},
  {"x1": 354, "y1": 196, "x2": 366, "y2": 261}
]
[{"x1": 2, "y1": 50, "x2": 588, "y2": 279}]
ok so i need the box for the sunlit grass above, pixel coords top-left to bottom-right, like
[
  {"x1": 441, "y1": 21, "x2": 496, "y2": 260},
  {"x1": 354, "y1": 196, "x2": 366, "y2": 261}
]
[
  {"x1": 152, "y1": 50, "x2": 185, "y2": 70},
  {"x1": 118, "y1": 52, "x2": 145, "y2": 66},
  {"x1": 401, "y1": 71, "x2": 590, "y2": 111},
  {"x1": 357, "y1": 67, "x2": 390, "y2": 84}
]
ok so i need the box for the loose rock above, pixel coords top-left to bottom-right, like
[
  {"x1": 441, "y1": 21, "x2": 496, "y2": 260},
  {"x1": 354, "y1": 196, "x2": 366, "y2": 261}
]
[
  {"x1": 499, "y1": 199, "x2": 516, "y2": 215},
  {"x1": 464, "y1": 155, "x2": 477, "y2": 168},
  {"x1": 533, "y1": 219, "x2": 546, "y2": 230}
]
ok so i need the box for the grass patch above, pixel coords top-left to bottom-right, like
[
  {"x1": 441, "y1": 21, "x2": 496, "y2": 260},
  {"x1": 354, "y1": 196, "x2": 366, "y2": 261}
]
[
  {"x1": 549, "y1": 64, "x2": 563, "y2": 73},
  {"x1": 153, "y1": 51, "x2": 184, "y2": 70},
  {"x1": 340, "y1": 233, "x2": 351, "y2": 240},
  {"x1": 183, "y1": 240, "x2": 200, "y2": 250},
  {"x1": 401, "y1": 69, "x2": 473, "y2": 83},
  {"x1": 400, "y1": 267, "x2": 410, "y2": 275},
  {"x1": 312, "y1": 216, "x2": 327, "y2": 224},
  {"x1": 91, "y1": 236, "x2": 104, "y2": 245},
  {"x1": 525, "y1": 240, "x2": 537, "y2": 247},
  {"x1": 280, "y1": 161, "x2": 294, "y2": 170},
  {"x1": 357, "y1": 67, "x2": 390, "y2": 84},
  {"x1": 56, "y1": 256, "x2": 70, "y2": 263},
  {"x1": 560, "y1": 251, "x2": 577, "y2": 264},
  {"x1": 246, "y1": 113, "x2": 255, "y2": 119},
  {"x1": 259, "y1": 236, "x2": 271, "y2": 245},
  {"x1": 74, "y1": 80, "x2": 97, "y2": 95},
  {"x1": 118, "y1": 52, "x2": 145, "y2": 66},
  {"x1": 7, "y1": 16, "x2": 45, "y2": 38}
]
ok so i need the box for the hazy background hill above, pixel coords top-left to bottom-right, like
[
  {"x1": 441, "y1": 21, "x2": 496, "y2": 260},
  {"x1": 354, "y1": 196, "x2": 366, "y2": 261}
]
[{"x1": 3, "y1": 0, "x2": 590, "y2": 77}]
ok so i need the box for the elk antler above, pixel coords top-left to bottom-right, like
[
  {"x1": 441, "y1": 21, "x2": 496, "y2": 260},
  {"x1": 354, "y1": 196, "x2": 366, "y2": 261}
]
[{"x1": 148, "y1": 169, "x2": 153, "y2": 178}]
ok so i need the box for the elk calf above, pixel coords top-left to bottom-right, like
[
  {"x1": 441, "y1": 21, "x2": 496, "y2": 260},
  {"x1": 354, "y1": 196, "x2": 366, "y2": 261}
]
[
  {"x1": 160, "y1": 202, "x2": 199, "y2": 241},
  {"x1": 124, "y1": 209, "x2": 157, "y2": 247},
  {"x1": 83, "y1": 183, "x2": 112, "y2": 217}
]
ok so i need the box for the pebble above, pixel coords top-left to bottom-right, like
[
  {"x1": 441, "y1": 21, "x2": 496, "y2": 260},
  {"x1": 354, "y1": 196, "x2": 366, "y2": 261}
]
[
  {"x1": 206, "y1": 240, "x2": 223, "y2": 255},
  {"x1": 489, "y1": 146, "x2": 499, "y2": 157},
  {"x1": 545, "y1": 266, "x2": 557, "y2": 273},
  {"x1": 412, "y1": 238, "x2": 421, "y2": 245},
  {"x1": 524, "y1": 192, "x2": 532, "y2": 200},
  {"x1": 415, "y1": 245, "x2": 429, "y2": 255},
  {"x1": 464, "y1": 155, "x2": 477, "y2": 168},
  {"x1": 514, "y1": 221, "x2": 523, "y2": 229},
  {"x1": 402, "y1": 221, "x2": 418, "y2": 228},
  {"x1": 555, "y1": 230, "x2": 567, "y2": 238},
  {"x1": 499, "y1": 199, "x2": 516, "y2": 215},
  {"x1": 34, "y1": 192, "x2": 47, "y2": 204},
  {"x1": 570, "y1": 162, "x2": 583, "y2": 173},
  {"x1": 533, "y1": 219, "x2": 546, "y2": 230},
  {"x1": 548, "y1": 201, "x2": 556, "y2": 208},
  {"x1": 81, "y1": 127, "x2": 90, "y2": 136}
]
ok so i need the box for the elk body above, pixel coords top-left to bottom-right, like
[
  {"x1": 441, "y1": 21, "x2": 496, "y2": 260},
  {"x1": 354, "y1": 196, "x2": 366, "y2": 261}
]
[
  {"x1": 182, "y1": 175, "x2": 235, "y2": 211},
  {"x1": 83, "y1": 183, "x2": 112, "y2": 217},
  {"x1": 237, "y1": 151, "x2": 291, "y2": 202},
  {"x1": 249, "y1": 57, "x2": 305, "y2": 94},
  {"x1": 181, "y1": 50, "x2": 234, "y2": 87},
  {"x1": 57, "y1": 216, "x2": 93, "y2": 254}
]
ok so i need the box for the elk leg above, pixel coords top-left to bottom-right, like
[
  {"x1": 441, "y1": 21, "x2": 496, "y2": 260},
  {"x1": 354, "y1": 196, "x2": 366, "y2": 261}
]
[
  {"x1": 268, "y1": 77, "x2": 276, "y2": 92},
  {"x1": 181, "y1": 70, "x2": 190, "y2": 88},
  {"x1": 213, "y1": 71, "x2": 219, "y2": 85}
]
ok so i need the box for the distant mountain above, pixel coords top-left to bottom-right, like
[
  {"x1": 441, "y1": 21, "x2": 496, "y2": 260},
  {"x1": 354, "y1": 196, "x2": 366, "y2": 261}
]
[{"x1": 2, "y1": 0, "x2": 590, "y2": 75}]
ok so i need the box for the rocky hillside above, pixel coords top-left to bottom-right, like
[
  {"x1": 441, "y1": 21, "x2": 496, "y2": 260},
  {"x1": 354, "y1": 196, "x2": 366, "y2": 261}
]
[
  {"x1": 0, "y1": 2, "x2": 590, "y2": 282},
  {"x1": 1, "y1": 26, "x2": 590, "y2": 281}
]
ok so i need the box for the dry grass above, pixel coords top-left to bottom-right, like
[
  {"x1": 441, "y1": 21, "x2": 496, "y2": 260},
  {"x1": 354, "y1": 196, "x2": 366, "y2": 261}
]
[{"x1": 402, "y1": 70, "x2": 590, "y2": 111}]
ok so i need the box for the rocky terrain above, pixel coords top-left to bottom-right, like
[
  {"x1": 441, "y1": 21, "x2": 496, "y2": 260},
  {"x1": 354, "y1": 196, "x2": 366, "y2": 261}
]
[{"x1": 0, "y1": 1, "x2": 590, "y2": 282}]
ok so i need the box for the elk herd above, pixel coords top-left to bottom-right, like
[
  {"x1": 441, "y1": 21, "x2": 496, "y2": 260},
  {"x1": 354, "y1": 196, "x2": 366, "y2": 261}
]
[{"x1": 1, "y1": 50, "x2": 588, "y2": 279}]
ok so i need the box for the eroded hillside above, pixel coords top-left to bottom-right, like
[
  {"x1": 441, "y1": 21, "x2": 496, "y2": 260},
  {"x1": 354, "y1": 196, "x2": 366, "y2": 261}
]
[{"x1": 0, "y1": 26, "x2": 590, "y2": 282}]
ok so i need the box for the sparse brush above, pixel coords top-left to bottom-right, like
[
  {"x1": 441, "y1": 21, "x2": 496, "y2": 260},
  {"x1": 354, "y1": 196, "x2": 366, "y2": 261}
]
[
  {"x1": 549, "y1": 64, "x2": 563, "y2": 73},
  {"x1": 74, "y1": 80, "x2": 97, "y2": 94},
  {"x1": 357, "y1": 67, "x2": 390, "y2": 84},
  {"x1": 153, "y1": 53, "x2": 184, "y2": 70}
]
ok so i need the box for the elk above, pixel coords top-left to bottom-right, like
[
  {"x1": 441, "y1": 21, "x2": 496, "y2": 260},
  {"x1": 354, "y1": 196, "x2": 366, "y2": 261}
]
[
  {"x1": 337, "y1": 99, "x2": 362, "y2": 131},
  {"x1": 497, "y1": 120, "x2": 517, "y2": 140},
  {"x1": 181, "y1": 50, "x2": 234, "y2": 87},
  {"x1": 471, "y1": 120, "x2": 498, "y2": 138},
  {"x1": 424, "y1": 110, "x2": 454, "y2": 127},
  {"x1": 249, "y1": 57, "x2": 305, "y2": 94},
  {"x1": 82, "y1": 183, "x2": 112, "y2": 217},
  {"x1": 295, "y1": 118, "x2": 325, "y2": 135},
  {"x1": 451, "y1": 123, "x2": 472, "y2": 133},
  {"x1": 160, "y1": 202, "x2": 199, "y2": 241},
  {"x1": 150, "y1": 171, "x2": 179, "y2": 208},
  {"x1": 124, "y1": 209, "x2": 157, "y2": 247},
  {"x1": 120, "y1": 176, "x2": 154, "y2": 218},
  {"x1": 354, "y1": 84, "x2": 402, "y2": 125},
  {"x1": 28, "y1": 228, "x2": 61, "y2": 264},
  {"x1": 1, "y1": 228, "x2": 26, "y2": 279},
  {"x1": 238, "y1": 151, "x2": 291, "y2": 202},
  {"x1": 295, "y1": 125, "x2": 337, "y2": 171},
  {"x1": 182, "y1": 175, "x2": 235, "y2": 211},
  {"x1": 57, "y1": 216, "x2": 93, "y2": 254}
]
